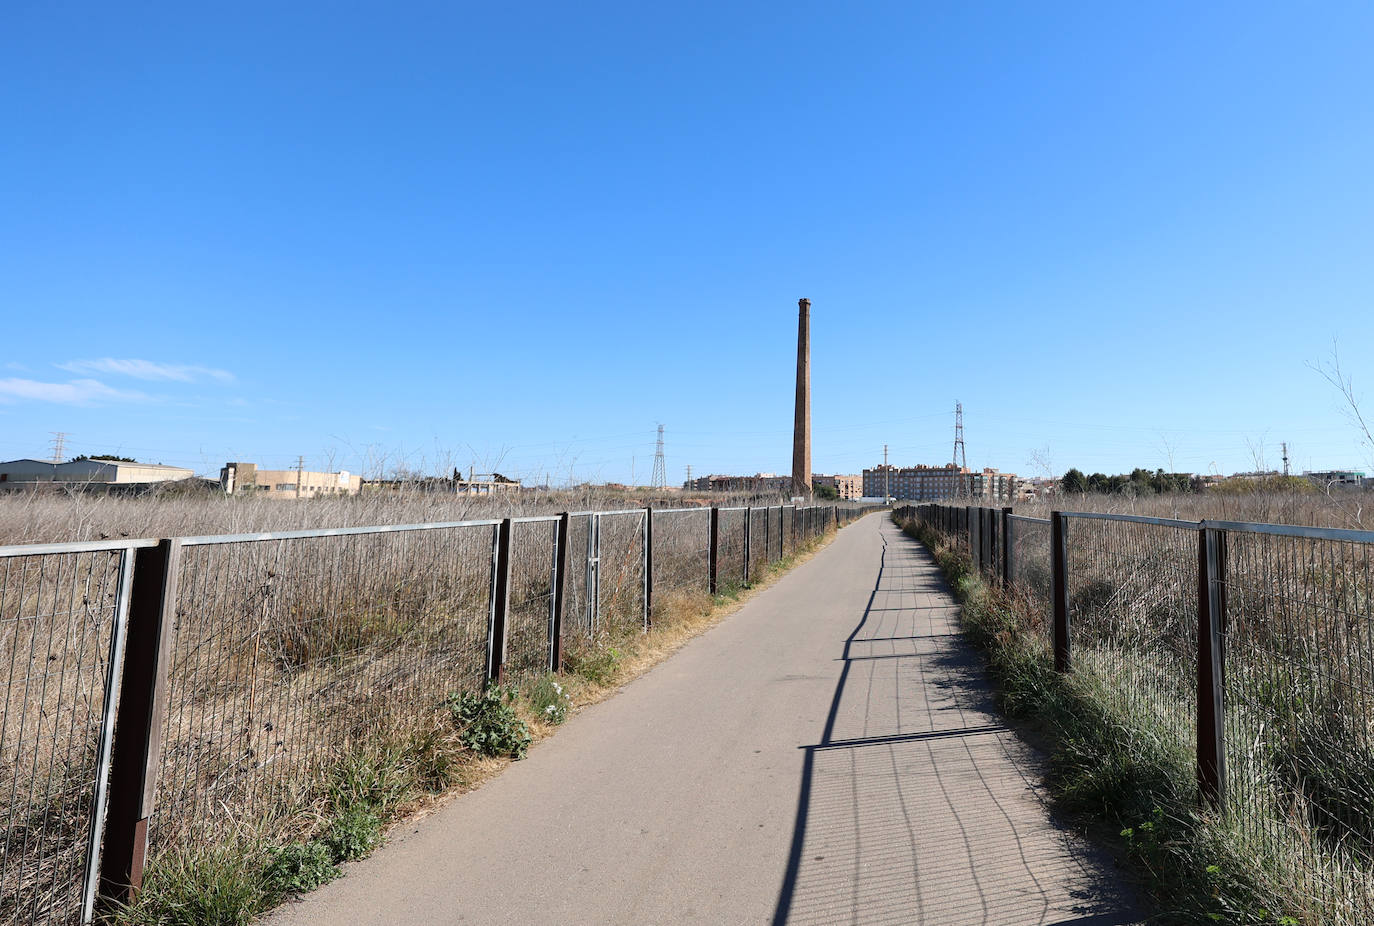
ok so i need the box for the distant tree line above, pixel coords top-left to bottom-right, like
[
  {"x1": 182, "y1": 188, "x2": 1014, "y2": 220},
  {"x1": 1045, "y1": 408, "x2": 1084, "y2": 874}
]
[
  {"x1": 69, "y1": 454, "x2": 138, "y2": 463},
  {"x1": 1059, "y1": 467, "x2": 1198, "y2": 495}
]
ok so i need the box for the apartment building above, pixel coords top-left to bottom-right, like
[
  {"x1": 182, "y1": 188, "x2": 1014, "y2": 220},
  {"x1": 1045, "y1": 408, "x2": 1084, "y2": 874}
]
[
  {"x1": 862, "y1": 463, "x2": 1018, "y2": 501},
  {"x1": 812, "y1": 474, "x2": 863, "y2": 500}
]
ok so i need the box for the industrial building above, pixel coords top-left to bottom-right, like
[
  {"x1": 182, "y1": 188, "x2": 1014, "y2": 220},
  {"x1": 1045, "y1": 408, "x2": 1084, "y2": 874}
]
[
  {"x1": 0, "y1": 458, "x2": 194, "y2": 487},
  {"x1": 362, "y1": 471, "x2": 522, "y2": 494},
  {"x1": 220, "y1": 462, "x2": 362, "y2": 499},
  {"x1": 1305, "y1": 470, "x2": 1366, "y2": 489}
]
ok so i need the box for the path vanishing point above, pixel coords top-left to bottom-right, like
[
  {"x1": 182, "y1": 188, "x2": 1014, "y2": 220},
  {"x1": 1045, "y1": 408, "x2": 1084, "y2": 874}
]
[{"x1": 266, "y1": 514, "x2": 1145, "y2": 925}]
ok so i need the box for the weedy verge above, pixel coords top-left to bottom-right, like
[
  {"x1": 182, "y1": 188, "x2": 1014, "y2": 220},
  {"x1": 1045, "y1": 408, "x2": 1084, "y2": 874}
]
[{"x1": 895, "y1": 513, "x2": 1305, "y2": 925}]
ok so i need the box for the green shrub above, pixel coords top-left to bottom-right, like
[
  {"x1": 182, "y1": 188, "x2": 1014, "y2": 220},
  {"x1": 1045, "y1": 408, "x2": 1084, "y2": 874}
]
[
  {"x1": 527, "y1": 674, "x2": 571, "y2": 725},
  {"x1": 325, "y1": 808, "x2": 382, "y2": 862},
  {"x1": 260, "y1": 840, "x2": 338, "y2": 899},
  {"x1": 451, "y1": 685, "x2": 532, "y2": 759}
]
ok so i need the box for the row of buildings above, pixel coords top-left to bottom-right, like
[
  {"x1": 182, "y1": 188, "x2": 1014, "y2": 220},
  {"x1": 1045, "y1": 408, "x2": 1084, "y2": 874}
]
[
  {"x1": 219, "y1": 463, "x2": 523, "y2": 498},
  {"x1": 0, "y1": 457, "x2": 524, "y2": 499},
  {"x1": 862, "y1": 464, "x2": 1021, "y2": 502},
  {"x1": 683, "y1": 472, "x2": 864, "y2": 500}
]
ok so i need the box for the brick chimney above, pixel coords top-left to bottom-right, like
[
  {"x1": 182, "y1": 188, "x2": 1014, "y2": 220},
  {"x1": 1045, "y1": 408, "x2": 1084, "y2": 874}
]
[{"x1": 792, "y1": 298, "x2": 812, "y2": 497}]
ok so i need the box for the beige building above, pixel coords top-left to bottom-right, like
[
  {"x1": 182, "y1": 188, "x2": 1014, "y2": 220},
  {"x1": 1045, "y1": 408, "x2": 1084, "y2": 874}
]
[
  {"x1": 863, "y1": 463, "x2": 1018, "y2": 502},
  {"x1": 221, "y1": 462, "x2": 362, "y2": 499},
  {"x1": 813, "y1": 474, "x2": 862, "y2": 500}
]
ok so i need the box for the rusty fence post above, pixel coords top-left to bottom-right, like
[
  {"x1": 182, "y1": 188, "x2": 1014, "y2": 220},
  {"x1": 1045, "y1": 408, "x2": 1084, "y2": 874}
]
[
  {"x1": 97, "y1": 539, "x2": 182, "y2": 910},
  {"x1": 643, "y1": 506, "x2": 653, "y2": 630},
  {"x1": 708, "y1": 506, "x2": 719, "y2": 596},
  {"x1": 743, "y1": 505, "x2": 752, "y2": 586},
  {"x1": 1198, "y1": 526, "x2": 1227, "y2": 807},
  {"x1": 1051, "y1": 511, "x2": 1070, "y2": 672},
  {"x1": 1001, "y1": 506, "x2": 1013, "y2": 591},
  {"x1": 550, "y1": 512, "x2": 569, "y2": 672},
  {"x1": 485, "y1": 518, "x2": 513, "y2": 685}
]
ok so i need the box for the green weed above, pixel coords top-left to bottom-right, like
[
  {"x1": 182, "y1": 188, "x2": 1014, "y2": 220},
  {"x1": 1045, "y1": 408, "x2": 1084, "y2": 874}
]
[
  {"x1": 260, "y1": 840, "x2": 338, "y2": 899},
  {"x1": 451, "y1": 685, "x2": 532, "y2": 759},
  {"x1": 526, "y1": 674, "x2": 571, "y2": 725},
  {"x1": 324, "y1": 808, "x2": 382, "y2": 862}
]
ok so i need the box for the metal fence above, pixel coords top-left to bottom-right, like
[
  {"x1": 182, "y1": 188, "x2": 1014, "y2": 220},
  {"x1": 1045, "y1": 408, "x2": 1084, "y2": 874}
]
[
  {"x1": 899, "y1": 502, "x2": 1374, "y2": 922},
  {"x1": 0, "y1": 540, "x2": 150, "y2": 926},
  {"x1": 0, "y1": 501, "x2": 870, "y2": 925}
]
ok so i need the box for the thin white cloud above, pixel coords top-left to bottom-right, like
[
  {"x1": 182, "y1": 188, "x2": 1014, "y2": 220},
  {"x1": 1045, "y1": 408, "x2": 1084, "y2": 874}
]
[
  {"x1": 0, "y1": 378, "x2": 150, "y2": 405},
  {"x1": 57, "y1": 358, "x2": 235, "y2": 384}
]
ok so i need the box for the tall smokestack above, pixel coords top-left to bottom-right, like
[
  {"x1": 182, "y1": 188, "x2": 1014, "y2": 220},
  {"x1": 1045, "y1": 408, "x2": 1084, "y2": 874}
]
[{"x1": 792, "y1": 298, "x2": 812, "y2": 497}]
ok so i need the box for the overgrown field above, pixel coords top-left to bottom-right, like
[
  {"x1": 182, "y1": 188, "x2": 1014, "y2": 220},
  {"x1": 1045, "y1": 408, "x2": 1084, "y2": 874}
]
[
  {"x1": 0, "y1": 484, "x2": 762, "y2": 547},
  {"x1": 1015, "y1": 483, "x2": 1372, "y2": 530}
]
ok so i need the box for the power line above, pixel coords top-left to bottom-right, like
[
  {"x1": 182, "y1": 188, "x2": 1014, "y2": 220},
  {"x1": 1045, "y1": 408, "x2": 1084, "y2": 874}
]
[{"x1": 49, "y1": 432, "x2": 68, "y2": 463}]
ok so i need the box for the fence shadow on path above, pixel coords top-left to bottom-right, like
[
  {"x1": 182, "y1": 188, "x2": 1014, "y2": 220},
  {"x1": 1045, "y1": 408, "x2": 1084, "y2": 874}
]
[{"x1": 770, "y1": 524, "x2": 1143, "y2": 926}]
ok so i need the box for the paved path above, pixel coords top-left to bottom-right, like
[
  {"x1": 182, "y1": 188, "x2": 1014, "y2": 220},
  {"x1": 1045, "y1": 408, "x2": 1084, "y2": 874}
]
[{"x1": 267, "y1": 515, "x2": 1143, "y2": 925}]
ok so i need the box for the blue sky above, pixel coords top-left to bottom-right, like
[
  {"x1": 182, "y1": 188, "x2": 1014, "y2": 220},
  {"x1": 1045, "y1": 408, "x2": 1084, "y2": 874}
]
[{"x1": 4, "y1": 2, "x2": 1373, "y2": 484}]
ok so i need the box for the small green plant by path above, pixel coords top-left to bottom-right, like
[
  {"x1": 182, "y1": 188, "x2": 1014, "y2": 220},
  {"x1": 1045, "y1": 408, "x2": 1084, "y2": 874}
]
[
  {"x1": 526, "y1": 674, "x2": 571, "y2": 725},
  {"x1": 325, "y1": 808, "x2": 382, "y2": 861},
  {"x1": 451, "y1": 685, "x2": 533, "y2": 759},
  {"x1": 261, "y1": 840, "x2": 338, "y2": 899}
]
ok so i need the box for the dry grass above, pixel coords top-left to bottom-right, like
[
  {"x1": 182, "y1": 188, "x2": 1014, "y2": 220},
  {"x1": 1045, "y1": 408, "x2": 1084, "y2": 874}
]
[
  {"x1": 0, "y1": 485, "x2": 769, "y2": 547},
  {"x1": 1014, "y1": 484, "x2": 1373, "y2": 530}
]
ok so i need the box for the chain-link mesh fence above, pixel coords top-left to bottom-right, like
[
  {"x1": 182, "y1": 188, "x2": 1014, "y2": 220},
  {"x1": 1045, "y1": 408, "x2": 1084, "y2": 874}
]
[
  {"x1": 1221, "y1": 527, "x2": 1374, "y2": 921},
  {"x1": 0, "y1": 541, "x2": 142, "y2": 926},
  {"x1": 716, "y1": 508, "x2": 747, "y2": 596},
  {"x1": 1062, "y1": 514, "x2": 1198, "y2": 772},
  {"x1": 150, "y1": 523, "x2": 495, "y2": 856},
  {"x1": 650, "y1": 509, "x2": 709, "y2": 600},
  {"x1": 505, "y1": 518, "x2": 559, "y2": 680},
  {"x1": 1007, "y1": 515, "x2": 1051, "y2": 633}
]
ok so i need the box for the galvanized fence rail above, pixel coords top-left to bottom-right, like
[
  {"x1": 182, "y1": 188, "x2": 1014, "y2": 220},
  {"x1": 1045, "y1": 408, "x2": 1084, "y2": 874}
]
[
  {"x1": 897, "y1": 502, "x2": 1374, "y2": 921},
  {"x1": 0, "y1": 501, "x2": 872, "y2": 925}
]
